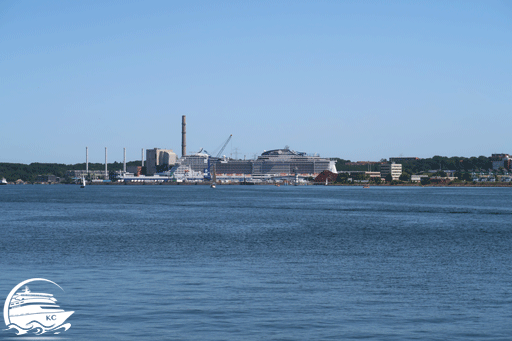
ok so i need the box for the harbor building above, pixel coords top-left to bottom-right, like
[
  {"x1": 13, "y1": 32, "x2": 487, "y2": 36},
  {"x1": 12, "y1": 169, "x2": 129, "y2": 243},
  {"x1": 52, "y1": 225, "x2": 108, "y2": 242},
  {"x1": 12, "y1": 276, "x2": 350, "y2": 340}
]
[
  {"x1": 35, "y1": 175, "x2": 59, "y2": 184},
  {"x1": 380, "y1": 162, "x2": 402, "y2": 181},
  {"x1": 126, "y1": 166, "x2": 143, "y2": 176},
  {"x1": 146, "y1": 148, "x2": 177, "y2": 175},
  {"x1": 65, "y1": 170, "x2": 107, "y2": 179},
  {"x1": 491, "y1": 154, "x2": 511, "y2": 170},
  {"x1": 389, "y1": 157, "x2": 420, "y2": 163}
]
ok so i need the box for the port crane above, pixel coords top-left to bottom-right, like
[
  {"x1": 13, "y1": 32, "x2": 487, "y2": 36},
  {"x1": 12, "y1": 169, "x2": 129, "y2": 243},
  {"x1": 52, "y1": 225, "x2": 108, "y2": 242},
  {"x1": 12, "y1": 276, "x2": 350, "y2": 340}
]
[
  {"x1": 206, "y1": 134, "x2": 232, "y2": 158},
  {"x1": 204, "y1": 134, "x2": 232, "y2": 181},
  {"x1": 199, "y1": 134, "x2": 233, "y2": 158},
  {"x1": 215, "y1": 134, "x2": 232, "y2": 158}
]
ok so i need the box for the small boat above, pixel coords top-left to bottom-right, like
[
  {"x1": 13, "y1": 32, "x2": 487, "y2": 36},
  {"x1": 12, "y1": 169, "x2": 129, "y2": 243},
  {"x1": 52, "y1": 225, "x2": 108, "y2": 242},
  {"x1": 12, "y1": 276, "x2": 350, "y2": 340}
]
[
  {"x1": 210, "y1": 183, "x2": 216, "y2": 188},
  {"x1": 0, "y1": 178, "x2": 7, "y2": 185},
  {"x1": 80, "y1": 177, "x2": 86, "y2": 188}
]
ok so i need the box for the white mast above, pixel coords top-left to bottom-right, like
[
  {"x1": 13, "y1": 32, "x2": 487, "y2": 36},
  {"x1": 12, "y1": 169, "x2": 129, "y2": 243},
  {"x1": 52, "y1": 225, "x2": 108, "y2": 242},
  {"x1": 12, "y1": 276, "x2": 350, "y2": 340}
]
[
  {"x1": 182, "y1": 115, "x2": 186, "y2": 156},
  {"x1": 105, "y1": 147, "x2": 108, "y2": 179}
]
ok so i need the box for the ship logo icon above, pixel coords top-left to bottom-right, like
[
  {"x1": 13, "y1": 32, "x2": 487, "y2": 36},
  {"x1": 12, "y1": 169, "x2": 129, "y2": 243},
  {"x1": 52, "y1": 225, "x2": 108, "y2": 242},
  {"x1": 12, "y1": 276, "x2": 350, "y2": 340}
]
[{"x1": 3, "y1": 278, "x2": 74, "y2": 335}]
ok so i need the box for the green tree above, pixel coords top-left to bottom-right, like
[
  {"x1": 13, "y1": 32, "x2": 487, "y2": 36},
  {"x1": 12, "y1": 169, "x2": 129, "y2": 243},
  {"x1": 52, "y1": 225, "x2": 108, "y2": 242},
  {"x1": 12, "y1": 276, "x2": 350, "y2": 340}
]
[
  {"x1": 461, "y1": 173, "x2": 473, "y2": 181},
  {"x1": 353, "y1": 173, "x2": 369, "y2": 181},
  {"x1": 399, "y1": 172, "x2": 411, "y2": 181},
  {"x1": 432, "y1": 170, "x2": 447, "y2": 177},
  {"x1": 336, "y1": 173, "x2": 349, "y2": 183},
  {"x1": 454, "y1": 171, "x2": 471, "y2": 181},
  {"x1": 420, "y1": 177, "x2": 431, "y2": 185}
]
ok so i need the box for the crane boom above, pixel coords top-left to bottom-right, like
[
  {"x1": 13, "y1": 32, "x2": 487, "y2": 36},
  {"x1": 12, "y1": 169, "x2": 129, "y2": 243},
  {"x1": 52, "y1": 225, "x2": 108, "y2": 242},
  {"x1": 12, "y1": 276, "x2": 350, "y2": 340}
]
[{"x1": 216, "y1": 134, "x2": 232, "y2": 158}]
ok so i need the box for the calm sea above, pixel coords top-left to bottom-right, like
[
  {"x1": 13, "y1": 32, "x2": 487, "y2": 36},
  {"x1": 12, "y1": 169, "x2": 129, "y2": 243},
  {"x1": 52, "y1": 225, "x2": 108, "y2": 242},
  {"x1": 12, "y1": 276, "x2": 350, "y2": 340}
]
[{"x1": 1, "y1": 185, "x2": 511, "y2": 340}]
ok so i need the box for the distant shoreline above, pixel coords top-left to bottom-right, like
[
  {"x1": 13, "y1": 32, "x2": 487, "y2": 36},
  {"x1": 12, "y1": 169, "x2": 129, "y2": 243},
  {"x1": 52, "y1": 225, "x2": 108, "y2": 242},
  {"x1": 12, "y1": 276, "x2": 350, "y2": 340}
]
[{"x1": 3, "y1": 182, "x2": 511, "y2": 187}]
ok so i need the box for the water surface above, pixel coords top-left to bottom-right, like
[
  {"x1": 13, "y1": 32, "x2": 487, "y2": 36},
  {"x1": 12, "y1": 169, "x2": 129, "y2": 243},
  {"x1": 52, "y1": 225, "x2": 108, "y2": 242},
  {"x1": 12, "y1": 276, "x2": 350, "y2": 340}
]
[{"x1": 1, "y1": 185, "x2": 511, "y2": 340}]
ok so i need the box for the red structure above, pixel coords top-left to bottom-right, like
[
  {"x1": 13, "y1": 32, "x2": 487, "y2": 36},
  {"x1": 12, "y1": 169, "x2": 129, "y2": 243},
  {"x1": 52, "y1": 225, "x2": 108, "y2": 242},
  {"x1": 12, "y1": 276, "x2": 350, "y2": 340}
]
[{"x1": 314, "y1": 170, "x2": 338, "y2": 184}]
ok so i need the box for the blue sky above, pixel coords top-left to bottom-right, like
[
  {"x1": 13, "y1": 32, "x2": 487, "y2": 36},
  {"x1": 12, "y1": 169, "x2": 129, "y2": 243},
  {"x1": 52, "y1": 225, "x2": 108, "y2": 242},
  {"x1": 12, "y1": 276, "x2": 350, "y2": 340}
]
[{"x1": 1, "y1": 1, "x2": 510, "y2": 164}]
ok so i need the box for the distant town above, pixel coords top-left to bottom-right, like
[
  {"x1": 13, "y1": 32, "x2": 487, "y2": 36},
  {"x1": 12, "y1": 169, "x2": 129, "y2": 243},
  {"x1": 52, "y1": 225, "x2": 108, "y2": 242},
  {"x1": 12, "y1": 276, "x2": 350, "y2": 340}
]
[
  {"x1": 1, "y1": 116, "x2": 511, "y2": 186},
  {"x1": 1, "y1": 151, "x2": 510, "y2": 187}
]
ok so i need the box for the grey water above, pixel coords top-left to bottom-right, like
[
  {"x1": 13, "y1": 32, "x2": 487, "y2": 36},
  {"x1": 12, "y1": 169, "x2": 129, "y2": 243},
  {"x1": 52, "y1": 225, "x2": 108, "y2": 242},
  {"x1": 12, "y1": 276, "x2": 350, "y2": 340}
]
[{"x1": 1, "y1": 185, "x2": 511, "y2": 340}]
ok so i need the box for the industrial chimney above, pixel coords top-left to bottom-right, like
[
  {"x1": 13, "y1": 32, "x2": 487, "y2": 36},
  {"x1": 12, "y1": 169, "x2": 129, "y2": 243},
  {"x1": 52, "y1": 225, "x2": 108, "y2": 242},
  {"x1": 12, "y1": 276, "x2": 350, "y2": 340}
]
[{"x1": 182, "y1": 115, "x2": 186, "y2": 156}]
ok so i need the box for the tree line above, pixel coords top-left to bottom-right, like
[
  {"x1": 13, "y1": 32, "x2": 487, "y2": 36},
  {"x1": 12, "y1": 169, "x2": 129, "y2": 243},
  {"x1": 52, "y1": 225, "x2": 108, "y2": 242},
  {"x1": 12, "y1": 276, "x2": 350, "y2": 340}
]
[
  {"x1": 0, "y1": 161, "x2": 142, "y2": 182},
  {"x1": 335, "y1": 155, "x2": 494, "y2": 174}
]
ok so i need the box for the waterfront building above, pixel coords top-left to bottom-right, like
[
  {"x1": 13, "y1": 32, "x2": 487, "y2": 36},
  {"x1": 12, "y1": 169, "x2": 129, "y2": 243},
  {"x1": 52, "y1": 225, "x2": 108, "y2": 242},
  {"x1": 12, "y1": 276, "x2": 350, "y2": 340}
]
[
  {"x1": 126, "y1": 166, "x2": 142, "y2": 176},
  {"x1": 380, "y1": 162, "x2": 402, "y2": 181},
  {"x1": 65, "y1": 170, "x2": 106, "y2": 179},
  {"x1": 146, "y1": 148, "x2": 177, "y2": 175},
  {"x1": 389, "y1": 157, "x2": 420, "y2": 163},
  {"x1": 344, "y1": 161, "x2": 381, "y2": 166},
  {"x1": 491, "y1": 154, "x2": 511, "y2": 170},
  {"x1": 314, "y1": 170, "x2": 338, "y2": 184},
  {"x1": 35, "y1": 175, "x2": 59, "y2": 183},
  {"x1": 411, "y1": 175, "x2": 429, "y2": 182},
  {"x1": 365, "y1": 171, "x2": 381, "y2": 178}
]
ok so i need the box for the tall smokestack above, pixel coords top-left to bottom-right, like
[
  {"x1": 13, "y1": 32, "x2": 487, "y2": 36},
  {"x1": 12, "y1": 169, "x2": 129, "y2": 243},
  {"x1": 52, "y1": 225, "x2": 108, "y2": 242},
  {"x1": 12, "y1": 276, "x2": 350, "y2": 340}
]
[
  {"x1": 123, "y1": 148, "x2": 126, "y2": 173},
  {"x1": 86, "y1": 147, "x2": 89, "y2": 174},
  {"x1": 141, "y1": 148, "x2": 144, "y2": 166},
  {"x1": 105, "y1": 147, "x2": 108, "y2": 179},
  {"x1": 182, "y1": 115, "x2": 186, "y2": 156}
]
